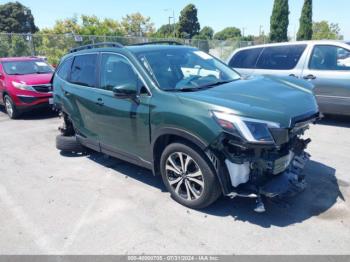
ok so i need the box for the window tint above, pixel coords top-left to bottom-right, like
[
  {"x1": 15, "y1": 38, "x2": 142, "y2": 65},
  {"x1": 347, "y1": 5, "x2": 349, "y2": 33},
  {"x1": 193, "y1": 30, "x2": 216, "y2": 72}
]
[
  {"x1": 57, "y1": 57, "x2": 73, "y2": 80},
  {"x1": 100, "y1": 53, "x2": 139, "y2": 91},
  {"x1": 229, "y1": 48, "x2": 263, "y2": 68},
  {"x1": 309, "y1": 45, "x2": 350, "y2": 71},
  {"x1": 256, "y1": 45, "x2": 306, "y2": 70},
  {"x1": 2, "y1": 60, "x2": 53, "y2": 75},
  {"x1": 135, "y1": 49, "x2": 239, "y2": 90},
  {"x1": 70, "y1": 54, "x2": 97, "y2": 87}
]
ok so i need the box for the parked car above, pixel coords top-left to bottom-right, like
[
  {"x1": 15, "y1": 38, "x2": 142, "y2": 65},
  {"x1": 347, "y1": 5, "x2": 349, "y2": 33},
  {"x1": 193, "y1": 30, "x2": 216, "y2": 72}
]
[
  {"x1": 227, "y1": 40, "x2": 350, "y2": 116},
  {"x1": 0, "y1": 57, "x2": 54, "y2": 119},
  {"x1": 53, "y1": 42, "x2": 319, "y2": 212}
]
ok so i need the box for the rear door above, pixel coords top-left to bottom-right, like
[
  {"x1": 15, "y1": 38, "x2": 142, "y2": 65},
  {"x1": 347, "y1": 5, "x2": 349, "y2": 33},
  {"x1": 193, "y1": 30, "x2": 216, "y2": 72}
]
[
  {"x1": 301, "y1": 44, "x2": 350, "y2": 115},
  {"x1": 228, "y1": 47, "x2": 263, "y2": 76},
  {"x1": 254, "y1": 44, "x2": 307, "y2": 77},
  {"x1": 63, "y1": 53, "x2": 101, "y2": 149}
]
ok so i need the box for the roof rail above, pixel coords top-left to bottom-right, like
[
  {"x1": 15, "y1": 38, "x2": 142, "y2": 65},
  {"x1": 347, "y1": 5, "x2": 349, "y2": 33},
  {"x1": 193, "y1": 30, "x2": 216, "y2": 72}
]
[
  {"x1": 129, "y1": 40, "x2": 183, "y2": 46},
  {"x1": 69, "y1": 42, "x2": 123, "y2": 53}
]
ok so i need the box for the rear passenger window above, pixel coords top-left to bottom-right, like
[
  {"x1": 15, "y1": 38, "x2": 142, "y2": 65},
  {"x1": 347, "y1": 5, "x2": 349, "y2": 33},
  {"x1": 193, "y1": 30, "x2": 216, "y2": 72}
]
[
  {"x1": 256, "y1": 45, "x2": 306, "y2": 70},
  {"x1": 70, "y1": 54, "x2": 97, "y2": 87},
  {"x1": 229, "y1": 48, "x2": 263, "y2": 68},
  {"x1": 57, "y1": 57, "x2": 73, "y2": 81}
]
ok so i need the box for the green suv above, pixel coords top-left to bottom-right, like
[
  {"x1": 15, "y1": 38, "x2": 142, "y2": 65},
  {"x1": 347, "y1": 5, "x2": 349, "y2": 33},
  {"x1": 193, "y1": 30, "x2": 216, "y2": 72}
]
[{"x1": 53, "y1": 42, "x2": 319, "y2": 212}]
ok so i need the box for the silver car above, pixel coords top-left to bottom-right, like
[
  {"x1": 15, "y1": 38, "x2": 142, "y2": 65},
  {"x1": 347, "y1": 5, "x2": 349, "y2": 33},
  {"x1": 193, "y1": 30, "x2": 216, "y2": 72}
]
[{"x1": 227, "y1": 40, "x2": 350, "y2": 116}]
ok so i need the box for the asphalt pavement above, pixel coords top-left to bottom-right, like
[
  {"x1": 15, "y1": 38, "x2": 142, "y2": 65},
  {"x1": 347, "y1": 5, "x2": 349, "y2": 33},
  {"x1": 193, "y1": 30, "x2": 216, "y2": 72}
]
[{"x1": 0, "y1": 108, "x2": 349, "y2": 255}]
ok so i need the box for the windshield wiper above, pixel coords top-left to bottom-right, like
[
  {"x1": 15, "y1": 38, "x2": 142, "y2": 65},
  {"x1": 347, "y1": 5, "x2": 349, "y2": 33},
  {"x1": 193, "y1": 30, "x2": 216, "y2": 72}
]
[{"x1": 173, "y1": 79, "x2": 236, "y2": 92}]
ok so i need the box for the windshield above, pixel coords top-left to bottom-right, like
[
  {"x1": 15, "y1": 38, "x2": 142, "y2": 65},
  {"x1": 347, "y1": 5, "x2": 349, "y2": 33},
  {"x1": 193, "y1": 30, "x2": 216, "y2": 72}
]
[
  {"x1": 135, "y1": 48, "x2": 240, "y2": 91},
  {"x1": 2, "y1": 60, "x2": 53, "y2": 75}
]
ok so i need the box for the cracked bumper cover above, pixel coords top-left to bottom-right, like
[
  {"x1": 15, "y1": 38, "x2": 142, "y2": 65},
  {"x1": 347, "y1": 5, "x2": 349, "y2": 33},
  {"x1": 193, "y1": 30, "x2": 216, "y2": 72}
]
[
  {"x1": 259, "y1": 152, "x2": 309, "y2": 198},
  {"x1": 207, "y1": 123, "x2": 315, "y2": 199}
]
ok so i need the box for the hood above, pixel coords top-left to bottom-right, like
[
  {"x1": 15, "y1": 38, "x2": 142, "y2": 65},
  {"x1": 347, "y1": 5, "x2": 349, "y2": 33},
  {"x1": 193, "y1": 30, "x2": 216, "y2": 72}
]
[
  {"x1": 177, "y1": 75, "x2": 318, "y2": 127},
  {"x1": 8, "y1": 73, "x2": 52, "y2": 86}
]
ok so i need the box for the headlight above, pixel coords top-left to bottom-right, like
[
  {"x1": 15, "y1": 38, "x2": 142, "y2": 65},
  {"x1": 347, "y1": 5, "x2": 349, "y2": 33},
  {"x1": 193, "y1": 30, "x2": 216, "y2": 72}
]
[
  {"x1": 12, "y1": 81, "x2": 35, "y2": 91},
  {"x1": 212, "y1": 110, "x2": 280, "y2": 144}
]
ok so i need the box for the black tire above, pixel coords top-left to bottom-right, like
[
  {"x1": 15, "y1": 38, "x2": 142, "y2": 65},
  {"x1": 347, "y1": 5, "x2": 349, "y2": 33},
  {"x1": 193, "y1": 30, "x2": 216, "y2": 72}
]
[
  {"x1": 56, "y1": 134, "x2": 85, "y2": 153},
  {"x1": 160, "y1": 142, "x2": 221, "y2": 209},
  {"x1": 4, "y1": 95, "x2": 21, "y2": 119}
]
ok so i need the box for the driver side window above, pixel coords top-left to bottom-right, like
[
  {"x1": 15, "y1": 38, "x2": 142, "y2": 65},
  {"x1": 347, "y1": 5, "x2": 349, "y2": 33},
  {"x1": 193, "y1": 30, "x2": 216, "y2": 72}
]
[
  {"x1": 100, "y1": 53, "x2": 140, "y2": 91},
  {"x1": 309, "y1": 45, "x2": 350, "y2": 71}
]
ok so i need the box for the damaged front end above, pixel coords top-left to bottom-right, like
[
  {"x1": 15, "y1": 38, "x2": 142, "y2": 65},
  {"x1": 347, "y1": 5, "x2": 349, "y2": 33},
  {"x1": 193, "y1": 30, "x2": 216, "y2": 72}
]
[{"x1": 208, "y1": 111, "x2": 320, "y2": 212}]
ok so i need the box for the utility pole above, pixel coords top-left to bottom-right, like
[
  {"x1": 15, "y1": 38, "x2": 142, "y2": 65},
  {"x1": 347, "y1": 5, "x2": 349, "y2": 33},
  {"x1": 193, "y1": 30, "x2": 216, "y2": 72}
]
[
  {"x1": 242, "y1": 27, "x2": 246, "y2": 38},
  {"x1": 164, "y1": 9, "x2": 176, "y2": 37},
  {"x1": 259, "y1": 25, "x2": 263, "y2": 36}
]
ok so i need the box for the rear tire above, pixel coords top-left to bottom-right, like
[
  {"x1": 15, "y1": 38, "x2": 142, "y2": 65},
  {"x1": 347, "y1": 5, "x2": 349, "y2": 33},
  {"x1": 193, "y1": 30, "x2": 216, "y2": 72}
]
[
  {"x1": 56, "y1": 134, "x2": 85, "y2": 153},
  {"x1": 4, "y1": 95, "x2": 20, "y2": 119},
  {"x1": 160, "y1": 142, "x2": 221, "y2": 209}
]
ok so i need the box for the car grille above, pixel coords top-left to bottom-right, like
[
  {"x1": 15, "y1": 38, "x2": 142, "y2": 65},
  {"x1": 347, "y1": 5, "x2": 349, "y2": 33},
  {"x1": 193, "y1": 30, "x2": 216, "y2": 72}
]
[{"x1": 32, "y1": 84, "x2": 52, "y2": 93}]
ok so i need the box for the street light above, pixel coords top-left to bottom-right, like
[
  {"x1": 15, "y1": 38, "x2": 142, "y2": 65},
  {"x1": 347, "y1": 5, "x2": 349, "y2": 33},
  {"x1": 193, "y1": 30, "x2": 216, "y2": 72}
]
[
  {"x1": 164, "y1": 8, "x2": 176, "y2": 37},
  {"x1": 242, "y1": 27, "x2": 246, "y2": 38}
]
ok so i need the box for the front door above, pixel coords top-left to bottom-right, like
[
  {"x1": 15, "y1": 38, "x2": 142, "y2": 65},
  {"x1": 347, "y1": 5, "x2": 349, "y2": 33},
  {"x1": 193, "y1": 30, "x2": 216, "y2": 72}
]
[
  {"x1": 302, "y1": 44, "x2": 350, "y2": 115},
  {"x1": 0, "y1": 64, "x2": 5, "y2": 104},
  {"x1": 96, "y1": 53, "x2": 151, "y2": 163}
]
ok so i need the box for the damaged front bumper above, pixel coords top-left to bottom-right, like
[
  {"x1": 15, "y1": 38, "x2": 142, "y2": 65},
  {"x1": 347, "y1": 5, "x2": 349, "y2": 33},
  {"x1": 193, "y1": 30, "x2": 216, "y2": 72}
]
[
  {"x1": 225, "y1": 146, "x2": 310, "y2": 199},
  {"x1": 207, "y1": 114, "x2": 319, "y2": 212},
  {"x1": 229, "y1": 151, "x2": 310, "y2": 199}
]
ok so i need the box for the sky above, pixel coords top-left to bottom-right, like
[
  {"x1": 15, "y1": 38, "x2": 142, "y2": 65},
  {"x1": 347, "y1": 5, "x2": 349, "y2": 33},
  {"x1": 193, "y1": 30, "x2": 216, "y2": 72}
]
[{"x1": 1, "y1": 0, "x2": 349, "y2": 39}]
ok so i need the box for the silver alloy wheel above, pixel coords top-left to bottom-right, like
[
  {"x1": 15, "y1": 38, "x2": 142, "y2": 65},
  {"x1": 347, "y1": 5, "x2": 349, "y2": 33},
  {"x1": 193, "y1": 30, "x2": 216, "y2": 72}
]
[
  {"x1": 165, "y1": 152, "x2": 205, "y2": 201},
  {"x1": 5, "y1": 97, "x2": 13, "y2": 118}
]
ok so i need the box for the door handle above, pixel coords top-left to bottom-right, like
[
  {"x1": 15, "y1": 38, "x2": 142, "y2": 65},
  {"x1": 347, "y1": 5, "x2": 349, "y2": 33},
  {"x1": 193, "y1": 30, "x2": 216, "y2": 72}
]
[
  {"x1": 289, "y1": 74, "x2": 298, "y2": 78},
  {"x1": 63, "y1": 89, "x2": 71, "y2": 96},
  {"x1": 303, "y1": 74, "x2": 316, "y2": 80},
  {"x1": 95, "y1": 98, "x2": 104, "y2": 106}
]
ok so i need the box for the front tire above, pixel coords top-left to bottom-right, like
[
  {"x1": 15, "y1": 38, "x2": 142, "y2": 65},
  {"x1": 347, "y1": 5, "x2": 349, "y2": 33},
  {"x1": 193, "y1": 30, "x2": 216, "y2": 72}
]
[
  {"x1": 160, "y1": 142, "x2": 221, "y2": 209},
  {"x1": 4, "y1": 95, "x2": 20, "y2": 119}
]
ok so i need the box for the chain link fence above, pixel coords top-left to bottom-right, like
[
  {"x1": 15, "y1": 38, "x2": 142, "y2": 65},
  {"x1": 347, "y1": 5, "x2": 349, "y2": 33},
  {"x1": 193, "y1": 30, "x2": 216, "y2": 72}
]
[{"x1": 0, "y1": 33, "x2": 265, "y2": 65}]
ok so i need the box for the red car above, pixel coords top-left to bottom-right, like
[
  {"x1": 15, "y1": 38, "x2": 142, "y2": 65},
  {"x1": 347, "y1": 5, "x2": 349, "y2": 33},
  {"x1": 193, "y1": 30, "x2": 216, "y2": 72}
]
[{"x1": 0, "y1": 57, "x2": 54, "y2": 119}]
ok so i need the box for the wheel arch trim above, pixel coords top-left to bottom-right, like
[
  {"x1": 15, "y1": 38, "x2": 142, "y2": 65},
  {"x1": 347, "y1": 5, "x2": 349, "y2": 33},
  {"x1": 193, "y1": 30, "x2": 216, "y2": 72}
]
[{"x1": 151, "y1": 127, "x2": 209, "y2": 152}]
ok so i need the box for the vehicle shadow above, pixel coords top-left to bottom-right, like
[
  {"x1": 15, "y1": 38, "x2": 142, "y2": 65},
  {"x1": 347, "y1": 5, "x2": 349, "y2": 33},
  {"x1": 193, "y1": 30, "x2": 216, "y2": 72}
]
[
  {"x1": 202, "y1": 160, "x2": 345, "y2": 228},
  {"x1": 20, "y1": 108, "x2": 58, "y2": 120},
  {"x1": 80, "y1": 151, "x2": 344, "y2": 228},
  {"x1": 87, "y1": 152, "x2": 167, "y2": 191},
  {"x1": 317, "y1": 114, "x2": 350, "y2": 128},
  {"x1": 0, "y1": 105, "x2": 58, "y2": 120}
]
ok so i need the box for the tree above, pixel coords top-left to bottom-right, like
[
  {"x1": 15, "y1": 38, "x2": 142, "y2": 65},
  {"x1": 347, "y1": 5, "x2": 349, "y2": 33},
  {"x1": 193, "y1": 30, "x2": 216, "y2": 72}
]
[
  {"x1": 297, "y1": 0, "x2": 312, "y2": 40},
  {"x1": 214, "y1": 27, "x2": 241, "y2": 40},
  {"x1": 241, "y1": 35, "x2": 255, "y2": 41},
  {"x1": 155, "y1": 24, "x2": 175, "y2": 38},
  {"x1": 199, "y1": 26, "x2": 214, "y2": 40},
  {"x1": 121, "y1": 13, "x2": 155, "y2": 37},
  {"x1": 312, "y1": 21, "x2": 343, "y2": 40},
  {"x1": 270, "y1": 0, "x2": 289, "y2": 42},
  {"x1": 36, "y1": 15, "x2": 126, "y2": 64},
  {"x1": 177, "y1": 4, "x2": 200, "y2": 38},
  {"x1": 0, "y1": 1, "x2": 38, "y2": 33}
]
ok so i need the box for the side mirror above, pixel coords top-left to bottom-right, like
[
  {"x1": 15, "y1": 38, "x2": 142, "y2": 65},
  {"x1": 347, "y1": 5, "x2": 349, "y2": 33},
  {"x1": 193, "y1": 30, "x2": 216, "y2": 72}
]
[{"x1": 112, "y1": 83, "x2": 137, "y2": 99}]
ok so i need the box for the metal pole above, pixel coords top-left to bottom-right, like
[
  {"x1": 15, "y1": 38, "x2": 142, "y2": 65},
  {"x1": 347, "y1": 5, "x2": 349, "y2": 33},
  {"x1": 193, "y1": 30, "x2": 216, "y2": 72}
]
[{"x1": 173, "y1": 10, "x2": 176, "y2": 38}]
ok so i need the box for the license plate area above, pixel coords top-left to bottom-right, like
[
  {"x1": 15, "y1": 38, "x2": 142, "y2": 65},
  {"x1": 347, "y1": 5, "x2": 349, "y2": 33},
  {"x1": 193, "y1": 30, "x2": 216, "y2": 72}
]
[{"x1": 273, "y1": 152, "x2": 293, "y2": 175}]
